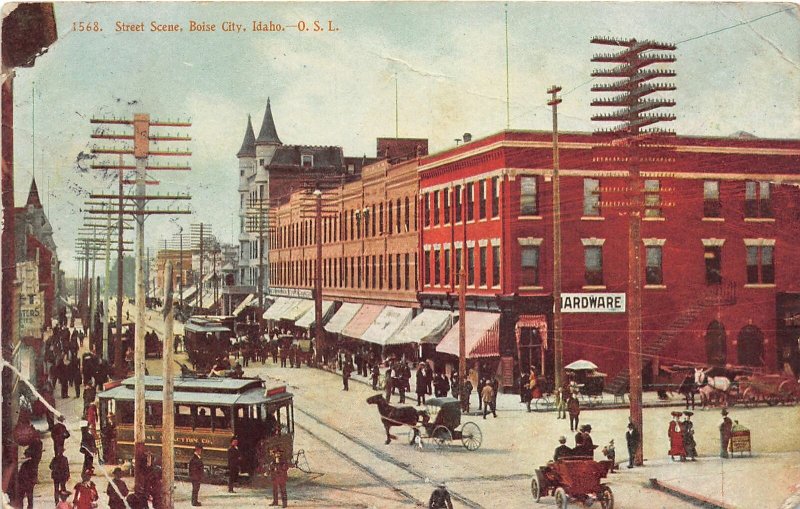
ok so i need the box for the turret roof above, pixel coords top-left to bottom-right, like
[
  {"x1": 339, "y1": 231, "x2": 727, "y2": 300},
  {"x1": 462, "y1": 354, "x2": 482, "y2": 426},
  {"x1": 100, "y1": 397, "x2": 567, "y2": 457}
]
[
  {"x1": 26, "y1": 178, "x2": 42, "y2": 208},
  {"x1": 236, "y1": 115, "x2": 257, "y2": 158},
  {"x1": 256, "y1": 98, "x2": 281, "y2": 145}
]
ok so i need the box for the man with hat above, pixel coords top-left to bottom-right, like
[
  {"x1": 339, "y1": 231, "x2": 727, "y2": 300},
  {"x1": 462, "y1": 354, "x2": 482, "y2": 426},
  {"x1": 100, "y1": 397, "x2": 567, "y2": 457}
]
[
  {"x1": 72, "y1": 469, "x2": 99, "y2": 509},
  {"x1": 50, "y1": 415, "x2": 70, "y2": 456},
  {"x1": 16, "y1": 448, "x2": 38, "y2": 509},
  {"x1": 189, "y1": 444, "x2": 204, "y2": 506},
  {"x1": 719, "y1": 408, "x2": 733, "y2": 458},
  {"x1": 575, "y1": 424, "x2": 596, "y2": 458},
  {"x1": 428, "y1": 481, "x2": 453, "y2": 509},
  {"x1": 227, "y1": 437, "x2": 241, "y2": 493},
  {"x1": 79, "y1": 420, "x2": 97, "y2": 473},
  {"x1": 625, "y1": 421, "x2": 639, "y2": 469},
  {"x1": 553, "y1": 436, "x2": 572, "y2": 461},
  {"x1": 268, "y1": 448, "x2": 289, "y2": 507},
  {"x1": 50, "y1": 449, "x2": 71, "y2": 504},
  {"x1": 668, "y1": 411, "x2": 686, "y2": 461},
  {"x1": 683, "y1": 411, "x2": 697, "y2": 461},
  {"x1": 106, "y1": 467, "x2": 129, "y2": 509}
]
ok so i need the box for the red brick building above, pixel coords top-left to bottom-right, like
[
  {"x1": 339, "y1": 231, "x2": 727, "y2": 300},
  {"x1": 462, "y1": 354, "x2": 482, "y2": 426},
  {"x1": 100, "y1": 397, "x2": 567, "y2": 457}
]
[{"x1": 418, "y1": 130, "x2": 800, "y2": 388}]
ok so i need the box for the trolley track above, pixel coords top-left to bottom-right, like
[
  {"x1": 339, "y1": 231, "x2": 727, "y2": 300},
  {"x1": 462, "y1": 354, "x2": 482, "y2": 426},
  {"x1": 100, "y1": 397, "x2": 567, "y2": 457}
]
[{"x1": 295, "y1": 406, "x2": 485, "y2": 509}]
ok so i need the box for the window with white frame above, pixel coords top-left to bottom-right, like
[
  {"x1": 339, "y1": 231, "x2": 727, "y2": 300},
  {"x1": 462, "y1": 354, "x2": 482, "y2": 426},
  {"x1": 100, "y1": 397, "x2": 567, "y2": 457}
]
[
  {"x1": 520, "y1": 176, "x2": 538, "y2": 216},
  {"x1": 745, "y1": 181, "x2": 772, "y2": 218},
  {"x1": 583, "y1": 178, "x2": 600, "y2": 216}
]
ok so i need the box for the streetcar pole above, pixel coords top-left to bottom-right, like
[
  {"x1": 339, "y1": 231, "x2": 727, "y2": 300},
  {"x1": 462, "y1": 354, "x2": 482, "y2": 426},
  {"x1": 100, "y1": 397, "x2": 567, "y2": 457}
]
[{"x1": 162, "y1": 262, "x2": 175, "y2": 509}]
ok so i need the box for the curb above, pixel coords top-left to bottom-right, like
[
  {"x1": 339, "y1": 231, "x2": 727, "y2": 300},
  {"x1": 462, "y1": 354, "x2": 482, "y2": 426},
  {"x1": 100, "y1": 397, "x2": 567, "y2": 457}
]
[{"x1": 649, "y1": 478, "x2": 736, "y2": 509}]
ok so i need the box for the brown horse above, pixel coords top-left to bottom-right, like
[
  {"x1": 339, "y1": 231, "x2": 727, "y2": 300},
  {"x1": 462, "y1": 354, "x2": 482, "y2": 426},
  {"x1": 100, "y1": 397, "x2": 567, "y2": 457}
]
[{"x1": 366, "y1": 394, "x2": 426, "y2": 444}]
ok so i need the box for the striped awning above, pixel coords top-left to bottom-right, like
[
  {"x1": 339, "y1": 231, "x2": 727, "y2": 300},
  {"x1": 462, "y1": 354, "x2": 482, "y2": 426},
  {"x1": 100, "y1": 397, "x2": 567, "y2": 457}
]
[
  {"x1": 232, "y1": 294, "x2": 255, "y2": 317},
  {"x1": 342, "y1": 304, "x2": 384, "y2": 339},
  {"x1": 295, "y1": 300, "x2": 335, "y2": 329},
  {"x1": 361, "y1": 306, "x2": 414, "y2": 346},
  {"x1": 282, "y1": 299, "x2": 314, "y2": 322},
  {"x1": 262, "y1": 297, "x2": 296, "y2": 320},
  {"x1": 389, "y1": 309, "x2": 453, "y2": 346},
  {"x1": 436, "y1": 312, "x2": 500, "y2": 358},
  {"x1": 324, "y1": 302, "x2": 362, "y2": 334}
]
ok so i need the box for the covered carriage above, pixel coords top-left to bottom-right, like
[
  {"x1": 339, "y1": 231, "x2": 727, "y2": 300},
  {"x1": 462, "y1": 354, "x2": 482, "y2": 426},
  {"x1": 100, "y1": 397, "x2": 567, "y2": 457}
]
[{"x1": 409, "y1": 397, "x2": 482, "y2": 451}]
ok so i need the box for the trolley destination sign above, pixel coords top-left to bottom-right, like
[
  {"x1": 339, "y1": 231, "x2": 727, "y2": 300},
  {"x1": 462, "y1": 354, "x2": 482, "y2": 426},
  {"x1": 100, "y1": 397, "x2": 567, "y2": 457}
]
[{"x1": 560, "y1": 293, "x2": 626, "y2": 313}]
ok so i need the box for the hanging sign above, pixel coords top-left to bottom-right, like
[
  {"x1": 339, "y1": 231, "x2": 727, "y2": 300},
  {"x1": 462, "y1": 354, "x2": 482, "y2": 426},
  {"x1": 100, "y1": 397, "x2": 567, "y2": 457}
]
[{"x1": 560, "y1": 293, "x2": 626, "y2": 313}]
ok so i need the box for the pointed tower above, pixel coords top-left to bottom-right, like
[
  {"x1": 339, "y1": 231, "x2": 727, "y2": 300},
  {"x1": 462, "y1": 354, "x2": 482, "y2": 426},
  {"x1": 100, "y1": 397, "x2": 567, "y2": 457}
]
[
  {"x1": 26, "y1": 177, "x2": 42, "y2": 208},
  {"x1": 237, "y1": 115, "x2": 257, "y2": 159},
  {"x1": 255, "y1": 98, "x2": 282, "y2": 164}
]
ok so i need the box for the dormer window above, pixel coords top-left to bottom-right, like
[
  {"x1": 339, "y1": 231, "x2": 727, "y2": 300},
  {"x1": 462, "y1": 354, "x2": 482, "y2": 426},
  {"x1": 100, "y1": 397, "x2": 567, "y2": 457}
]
[{"x1": 301, "y1": 154, "x2": 313, "y2": 167}]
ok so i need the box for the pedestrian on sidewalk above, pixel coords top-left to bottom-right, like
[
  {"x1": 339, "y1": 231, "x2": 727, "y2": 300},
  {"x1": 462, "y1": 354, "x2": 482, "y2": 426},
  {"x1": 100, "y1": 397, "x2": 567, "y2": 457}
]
[
  {"x1": 227, "y1": 438, "x2": 240, "y2": 493},
  {"x1": 567, "y1": 395, "x2": 580, "y2": 431},
  {"x1": 416, "y1": 364, "x2": 429, "y2": 405},
  {"x1": 17, "y1": 448, "x2": 38, "y2": 509},
  {"x1": 342, "y1": 356, "x2": 353, "y2": 391},
  {"x1": 481, "y1": 381, "x2": 496, "y2": 419},
  {"x1": 668, "y1": 411, "x2": 686, "y2": 461},
  {"x1": 72, "y1": 469, "x2": 99, "y2": 509},
  {"x1": 189, "y1": 445, "x2": 204, "y2": 506},
  {"x1": 477, "y1": 378, "x2": 485, "y2": 411},
  {"x1": 106, "y1": 467, "x2": 129, "y2": 509},
  {"x1": 459, "y1": 378, "x2": 472, "y2": 413},
  {"x1": 626, "y1": 421, "x2": 639, "y2": 468},
  {"x1": 79, "y1": 420, "x2": 96, "y2": 473},
  {"x1": 51, "y1": 416, "x2": 70, "y2": 456},
  {"x1": 268, "y1": 448, "x2": 289, "y2": 508},
  {"x1": 50, "y1": 450, "x2": 70, "y2": 504},
  {"x1": 719, "y1": 408, "x2": 733, "y2": 458},
  {"x1": 683, "y1": 411, "x2": 697, "y2": 461},
  {"x1": 556, "y1": 386, "x2": 567, "y2": 420},
  {"x1": 371, "y1": 364, "x2": 380, "y2": 390}
]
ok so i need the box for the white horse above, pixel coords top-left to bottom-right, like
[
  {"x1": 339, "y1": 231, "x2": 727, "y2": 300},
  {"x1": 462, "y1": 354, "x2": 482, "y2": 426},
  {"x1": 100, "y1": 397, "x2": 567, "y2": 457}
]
[{"x1": 694, "y1": 368, "x2": 731, "y2": 408}]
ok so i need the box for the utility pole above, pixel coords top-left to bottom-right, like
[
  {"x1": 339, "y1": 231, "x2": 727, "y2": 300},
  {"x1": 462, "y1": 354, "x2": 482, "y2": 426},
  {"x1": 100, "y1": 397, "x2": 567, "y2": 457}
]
[
  {"x1": 161, "y1": 262, "x2": 175, "y2": 509},
  {"x1": 190, "y1": 223, "x2": 213, "y2": 310},
  {"x1": 548, "y1": 85, "x2": 564, "y2": 393},
  {"x1": 591, "y1": 36, "x2": 676, "y2": 467},
  {"x1": 86, "y1": 113, "x2": 192, "y2": 490}
]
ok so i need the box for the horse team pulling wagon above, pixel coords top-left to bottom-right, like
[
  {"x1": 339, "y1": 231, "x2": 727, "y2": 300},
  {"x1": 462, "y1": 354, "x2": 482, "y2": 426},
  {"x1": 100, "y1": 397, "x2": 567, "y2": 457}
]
[{"x1": 738, "y1": 373, "x2": 799, "y2": 407}]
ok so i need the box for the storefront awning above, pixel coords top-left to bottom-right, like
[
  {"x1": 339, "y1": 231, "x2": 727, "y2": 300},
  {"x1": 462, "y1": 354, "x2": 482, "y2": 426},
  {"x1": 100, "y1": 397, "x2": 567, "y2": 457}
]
[
  {"x1": 232, "y1": 294, "x2": 255, "y2": 317},
  {"x1": 342, "y1": 304, "x2": 384, "y2": 339},
  {"x1": 295, "y1": 300, "x2": 335, "y2": 329},
  {"x1": 324, "y1": 302, "x2": 362, "y2": 334},
  {"x1": 282, "y1": 299, "x2": 314, "y2": 322},
  {"x1": 180, "y1": 286, "x2": 198, "y2": 302},
  {"x1": 262, "y1": 297, "x2": 296, "y2": 320},
  {"x1": 361, "y1": 306, "x2": 414, "y2": 346},
  {"x1": 436, "y1": 311, "x2": 501, "y2": 358},
  {"x1": 389, "y1": 309, "x2": 453, "y2": 346}
]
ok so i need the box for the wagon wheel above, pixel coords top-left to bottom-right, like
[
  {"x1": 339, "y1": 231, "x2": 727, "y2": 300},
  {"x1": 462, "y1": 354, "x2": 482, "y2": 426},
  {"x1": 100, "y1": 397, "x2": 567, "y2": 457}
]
[
  {"x1": 553, "y1": 487, "x2": 568, "y2": 508},
  {"x1": 778, "y1": 380, "x2": 795, "y2": 405},
  {"x1": 460, "y1": 421, "x2": 482, "y2": 451},
  {"x1": 293, "y1": 449, "x2": 311, "y2": 473},
  {"x1": 599, "y1": 484, "x2": 614, "y2": 509},
  {"x1": 531, "y1": 470, "x2": 547, "y2": 502},
  {"x1": 432, "y1": 425, "x2": 452, "y2": 450},
  {"x1": 740, "y1": 387, "x2": 756, "y2": 408}
]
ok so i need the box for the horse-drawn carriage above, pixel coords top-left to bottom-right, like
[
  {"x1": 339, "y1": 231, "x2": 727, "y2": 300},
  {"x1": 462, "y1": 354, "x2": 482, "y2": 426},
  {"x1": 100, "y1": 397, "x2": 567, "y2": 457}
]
[
  {"x1": 738, "y1": 372, "x2": 799, "y2": 407},
  {"x1": 409, "y1": 397, "x2": 482, "y2": 451},
  {"x1": 532, "y1": 457, "x2": 614, "y2": 508},
  {"x1": 565, "y1": 360, "x2": 606, "y2": 406}
]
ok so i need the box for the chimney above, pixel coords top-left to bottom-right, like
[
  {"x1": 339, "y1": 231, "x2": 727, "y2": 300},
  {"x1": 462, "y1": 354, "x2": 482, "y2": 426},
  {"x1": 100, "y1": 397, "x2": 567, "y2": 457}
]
[{"x1": 462, "y1": 133, "x2": 472, "y2": 143}]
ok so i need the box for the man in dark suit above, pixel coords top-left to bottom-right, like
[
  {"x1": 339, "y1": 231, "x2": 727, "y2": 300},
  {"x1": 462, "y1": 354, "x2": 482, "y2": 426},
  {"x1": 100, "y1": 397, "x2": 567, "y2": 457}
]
[
  {"x1": 553, "y1": 436, "x2": 572, "y2": 461},
  {"x1": 626, "y1": 421, "x2": 639, "y2": 468},
  {"x1": 268, "y1": 449, "x2": 289, "y2": 507},
  {"x1": 227, "y1": 439, "x2": 240, "y2": 493},
  {"x1": 189, "y1": 445, "x2": 204, "y2": 506}
]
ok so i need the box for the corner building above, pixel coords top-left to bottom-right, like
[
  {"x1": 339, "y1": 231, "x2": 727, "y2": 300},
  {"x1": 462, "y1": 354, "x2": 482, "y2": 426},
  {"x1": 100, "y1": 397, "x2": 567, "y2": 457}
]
[{"x1": 418, "y1": 130, "x2": 800, "y2": 390}]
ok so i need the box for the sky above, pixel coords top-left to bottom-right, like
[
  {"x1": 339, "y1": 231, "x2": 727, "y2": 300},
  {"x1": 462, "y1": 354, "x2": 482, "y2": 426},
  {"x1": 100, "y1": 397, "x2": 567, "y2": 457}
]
[{"x1": 10, "y1": 1, "x2": 800, "y2": 277}]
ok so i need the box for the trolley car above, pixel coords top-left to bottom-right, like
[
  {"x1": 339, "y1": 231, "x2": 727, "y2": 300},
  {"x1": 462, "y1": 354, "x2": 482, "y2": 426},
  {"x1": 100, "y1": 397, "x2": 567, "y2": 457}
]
[
  {"x1": 184, "y1": 316, "x2": 235, "y2": 370},
  {"x1": 98, "y1": 375, "x2": 294, "y2": 480}
]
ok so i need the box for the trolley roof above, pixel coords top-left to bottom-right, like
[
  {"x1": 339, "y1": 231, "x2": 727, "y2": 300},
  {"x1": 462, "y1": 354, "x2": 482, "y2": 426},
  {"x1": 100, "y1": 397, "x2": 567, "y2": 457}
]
[{"x1": 98, "y1": 376, "x2": 293, "y2": 406}]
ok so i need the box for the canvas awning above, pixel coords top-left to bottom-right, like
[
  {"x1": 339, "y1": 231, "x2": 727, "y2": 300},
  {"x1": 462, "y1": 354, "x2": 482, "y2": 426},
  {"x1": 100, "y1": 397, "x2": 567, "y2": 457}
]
[
  {"x1": 342, "y1": 304, "x2": 384, "y2": 339},
  {"x1": 324, "y1": 302, "x2": 362, "y2": 334},
  {"x1": 436, "y1": 311, "x2": 500, "y2": 358},
  {"x1": 388, "y1": 309, "x2": 453, "y2": 346},
  {"x1": 295, "y1": 300, "x2": 335, "y2": 328},
  {"x1": 262, "y1": 297, "x2": 296, "y2": 320},
  {"x1": 361, "y1": 306, "x2": 414, "y2": 346},
  {"x1": 232, "y1": 294, "x2": 255, "y2": 317},
  {"x1": 180, "y1": 286, "x2": 198, "y2": 302},
  {"x1": 282, "y1": 299, "x2": 314, "y2": 322}
]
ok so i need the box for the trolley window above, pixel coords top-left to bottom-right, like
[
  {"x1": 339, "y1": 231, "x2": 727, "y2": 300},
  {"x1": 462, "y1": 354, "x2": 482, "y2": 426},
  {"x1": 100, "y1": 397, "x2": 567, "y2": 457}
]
[
  {"x1": 176, "y1": 405, "x2": 193, "y2": 428},
  {"x1": 118, "y1": 400, "x2": 134, "y2": 424}
]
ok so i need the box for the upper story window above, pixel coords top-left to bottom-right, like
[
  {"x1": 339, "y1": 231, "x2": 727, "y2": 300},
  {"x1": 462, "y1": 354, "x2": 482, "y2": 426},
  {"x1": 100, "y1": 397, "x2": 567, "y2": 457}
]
[
  {"x1": 644, "y1": 179, "x2": 662, "y2": 218},
  {"x1": 301, "y1": 154, "x2": 313, "y2": 167},
  {"x1": 745, "y1": 181, "x2": 772, "y2": 218},
  {"x1": 443, "y1": 189, "x2": 451, "y2": 224},
  {"x1": 405, "y1": 197, "x2": 410, "y2": 232},
  {"x1": 479, "y1": 180, "x2": 487, "y2": 220},
  {"x1": 388, "y1": 201, "x2": 393, "y2": 234},
  {"x1": 703, "y1": 181, "x2": 721, "y2": 218},
  {"x1": 424, "y1": 250, "x2": 431, "y2": 286},
  {"x1": 379, "y1": 203, "x2": 384, "y2": 234},
  {"x1": 583, "y1": 178, "x2": 600, "y2": 217},
  {"x1": 491, "y1": 177, "x2": 500, "y2": 218},
  {"x1": 520, "y1": 246, "x2": 539, "y2": 286},
  {"x1": 746, "y1": 243, "x2": 774, "y2": 284},
  {"x1": 520, "y1": 176, "x2": 538, "y2": 216},
  {"x1": 479, "y1": 246, "x2": 487, "y2": 286},
  {"x1": 467, "y1": 247, "x2": 475, "y2": 286},
  {"x1": 584, "y1": 246, "x2": 603, "y2": 286},
  {"x1": 704, "y1": 245, "x2": 722, "y2": 285},
  {"x1": 396, "y1": 198, "x2": 402, "y2": 232},
  {"x1": 645, "y1": 246, "x2": 663, "y2": 285},
  {"x1": 492, "y1": 245, "x2": 500, "y2": 287},
  {"x1": 432, "y1": 192, "x2": 440, "y2": 226},
  {"x1": 466, "y1": 183, "x2": 475, "y2": 221},
  {"x1": 454, "y1": 185, "x2": 463, "y2": 222},
  {"x1": 424, "y1": 193, "x2": 430, "y2": 226}
]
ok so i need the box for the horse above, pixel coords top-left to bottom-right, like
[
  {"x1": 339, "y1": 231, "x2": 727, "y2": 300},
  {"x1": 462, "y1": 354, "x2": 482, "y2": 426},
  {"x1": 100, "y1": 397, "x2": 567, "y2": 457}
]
[
  {"x1": 677, "y1": 375, "x2": 698, "y2": 410},
  {"x1": 695, "y1": 368, "x2": 732, "y2": 408},
  {"x1": 366, "y1": 394, "x2": 427, "y2": 445}
]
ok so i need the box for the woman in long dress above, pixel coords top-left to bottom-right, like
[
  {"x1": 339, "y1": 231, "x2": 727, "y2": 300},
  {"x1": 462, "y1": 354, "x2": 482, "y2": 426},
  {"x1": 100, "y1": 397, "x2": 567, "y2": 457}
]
[{"x1": 668, "y1": 411, "x2": 686, "y2": 461}]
